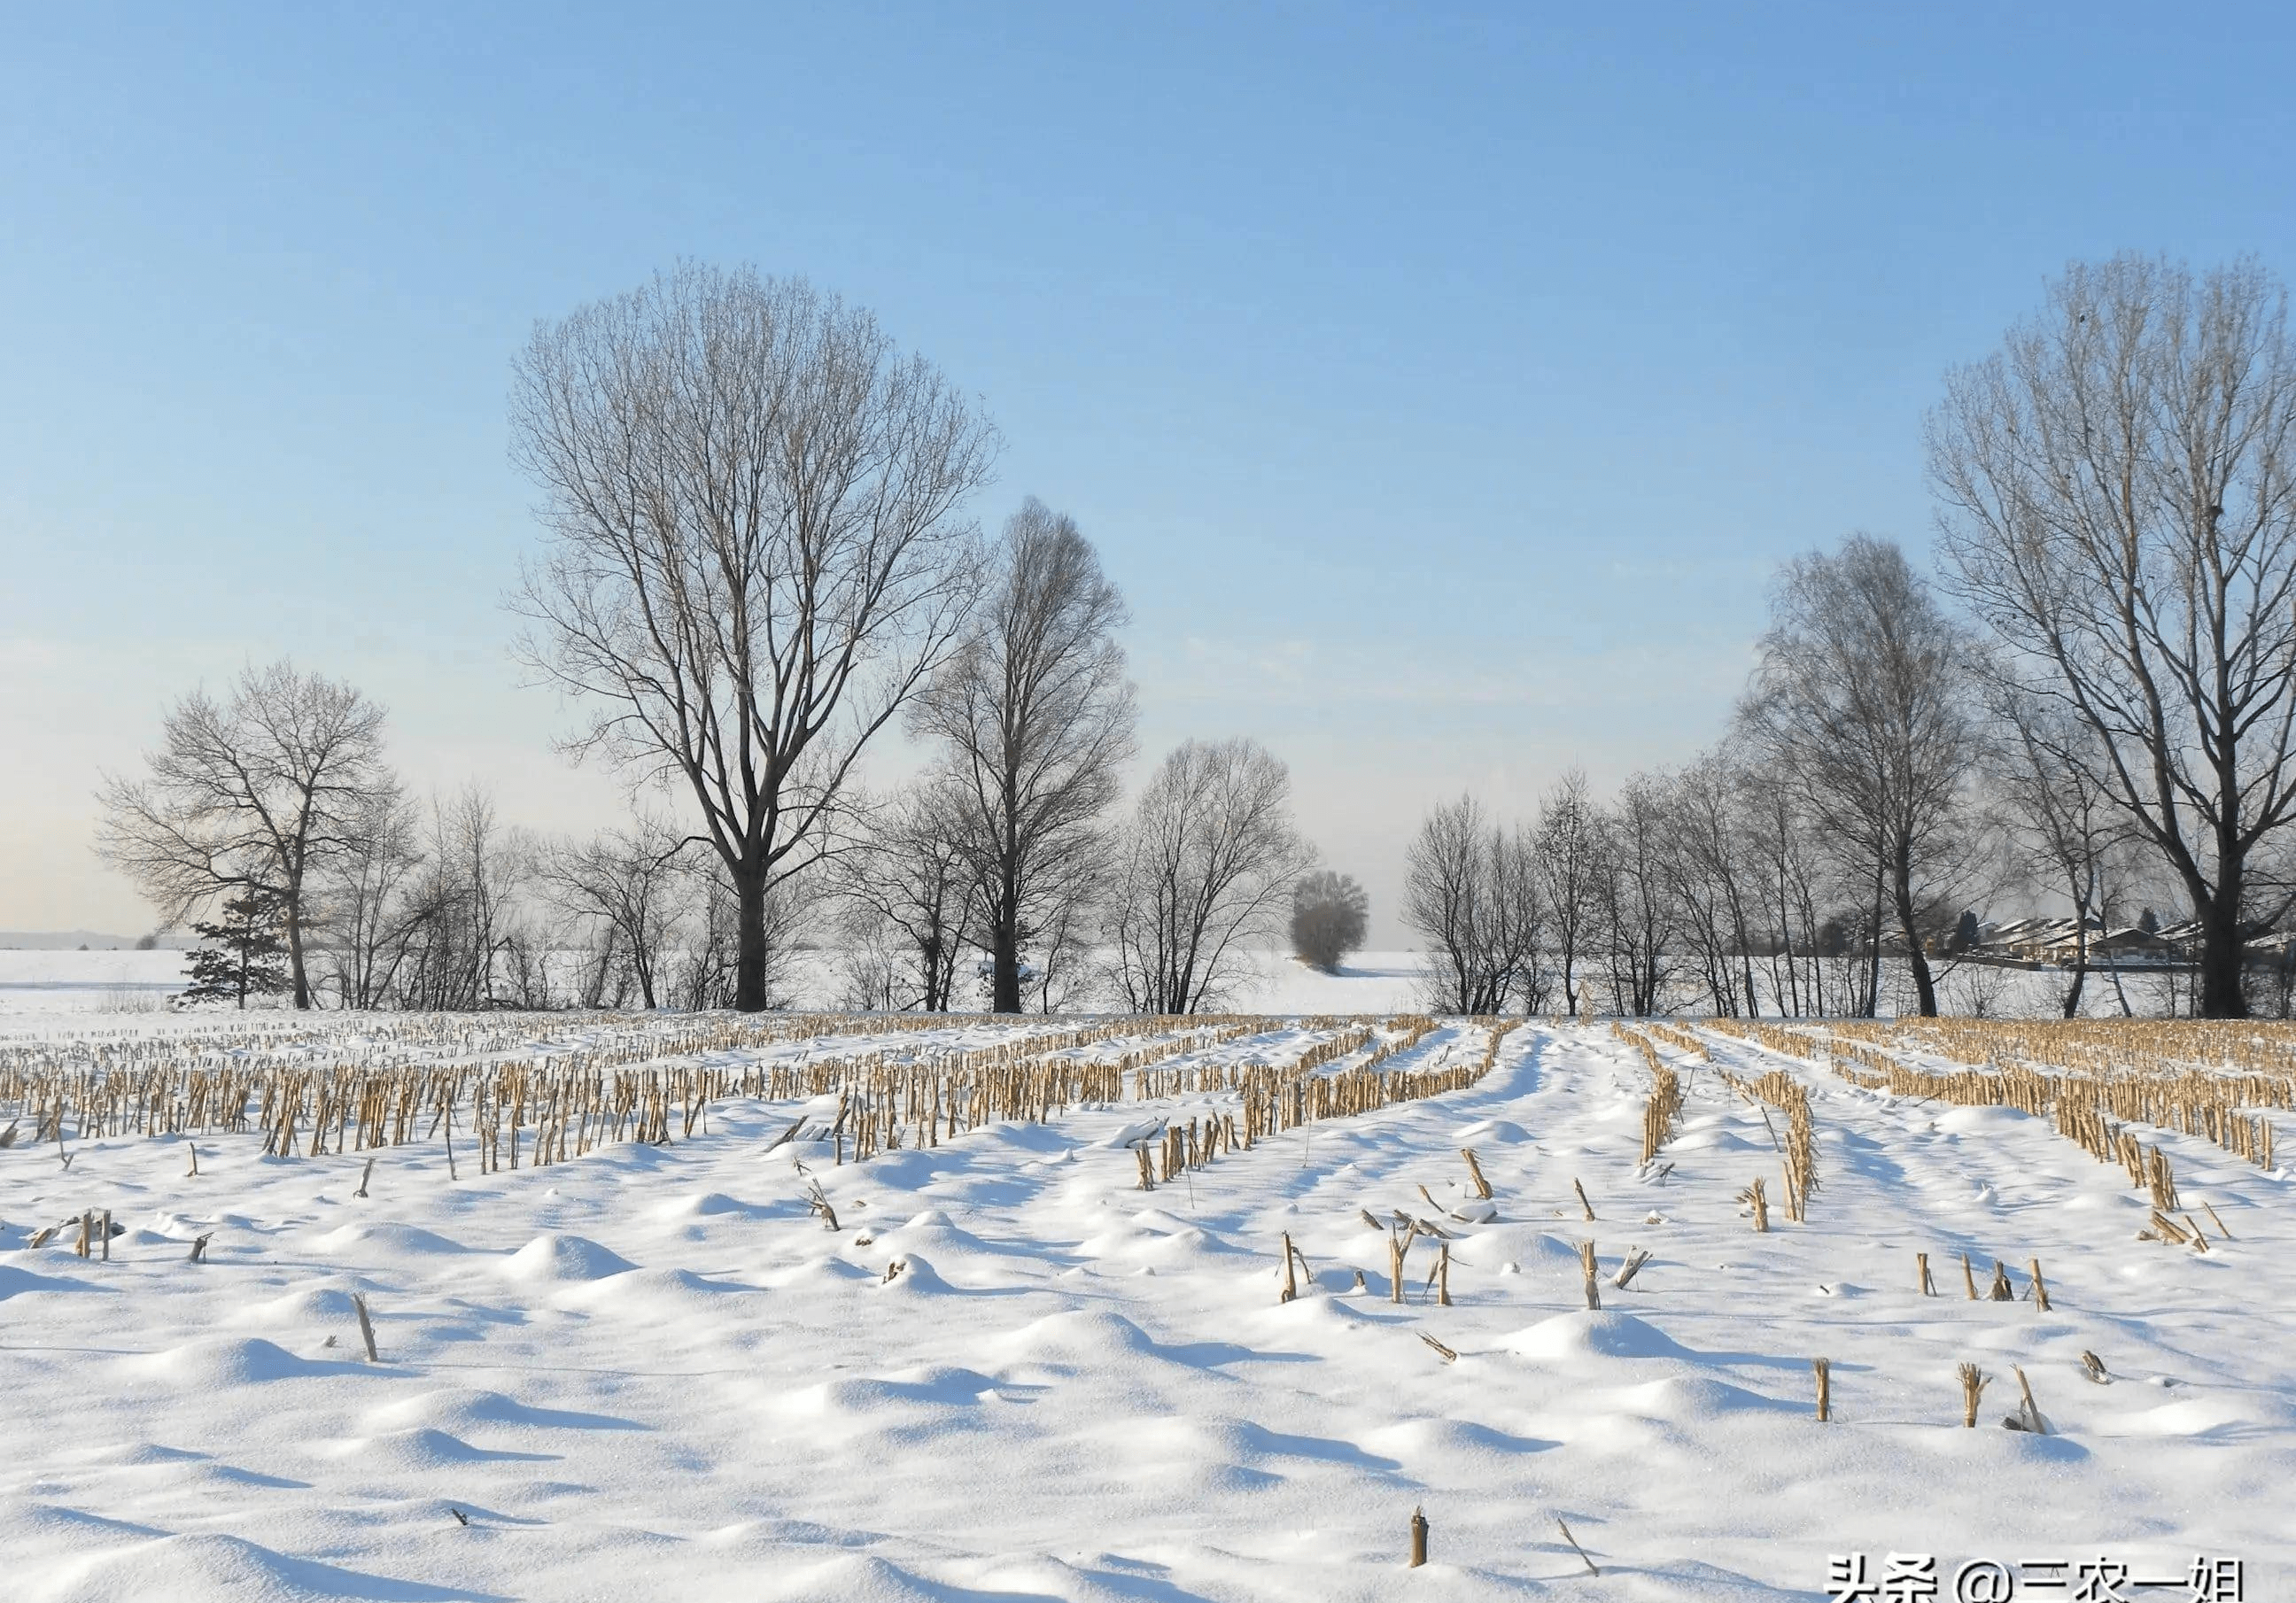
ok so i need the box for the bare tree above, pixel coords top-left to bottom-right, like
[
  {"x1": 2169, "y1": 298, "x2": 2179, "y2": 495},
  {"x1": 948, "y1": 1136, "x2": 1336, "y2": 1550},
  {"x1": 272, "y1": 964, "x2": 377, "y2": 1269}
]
[
  {"x1": 1590, "y1": 773, "x2": 1679, "y2": 1016},
  {"x1": 1402, "y1": 797, "x2": 1539, "y2": 1014},
  {"x1": 1292, "y1": 869, "x2": 1370, "y2": 972},
  {"x1": 831, "y1": 779, "x2": 977, "y2": 1012},
  {"x1": 1931, "y1": 254, "x2": 2296, "y2": 1018},
  {"x1": 1974, "y1": 684, "x2": 2125, "y2": 1017},
  {"x1": 536, "y1": 815, "x2": 686, "y2": 1011},
  {"x1": 1739, "y1": 536, "x2": 1981, "y2": 1018},
  {"x1": 1656, "y1": 755, "x2": 1762, "y2": 1016},
  {"x1": 911, "y1": 499, "x2": 1136, "y2": 1011},
  {"x1": 1533, "y1": 770, "x2": 1601, "y2": 1016},
  {"x1": 395, "y1": 786, "x2": 534, "y2": 1011},
  {"x1": 1107, "y1": 739, "x2": 1315, "y2": 1013},
  {"x1": 312, "y1": 789, "x2": 428, "y2": 1010},
  {"x1": 508, "y1": 264, "x2": 998, "y2": 1012},
  {"x1": 1734, "y1": 757, "x2": 1838, "y2": 1018},
  {"x1": 96, "y1": 661, "x2": 393, "y2": 1009}
]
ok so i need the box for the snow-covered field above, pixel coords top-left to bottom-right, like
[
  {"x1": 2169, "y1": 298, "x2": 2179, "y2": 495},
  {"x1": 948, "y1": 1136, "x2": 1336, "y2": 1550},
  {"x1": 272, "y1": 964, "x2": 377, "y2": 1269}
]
[
  {"x1": 1, "y1": 1013, "x2": 2284, "y2": 1600},
  {"x1": 0, "y1": 949, "x2": 1435, "y2": 1023},
  {"x1": 0, "y1": 946, "x2": 2189, "y2": 1023}
]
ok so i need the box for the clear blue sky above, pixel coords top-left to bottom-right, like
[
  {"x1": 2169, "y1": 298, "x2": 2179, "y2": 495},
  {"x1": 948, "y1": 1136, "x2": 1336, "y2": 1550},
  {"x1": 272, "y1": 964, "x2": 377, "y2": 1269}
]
[{"x1": 6, "y1": 3, "x2": 2293, "y2": 941}]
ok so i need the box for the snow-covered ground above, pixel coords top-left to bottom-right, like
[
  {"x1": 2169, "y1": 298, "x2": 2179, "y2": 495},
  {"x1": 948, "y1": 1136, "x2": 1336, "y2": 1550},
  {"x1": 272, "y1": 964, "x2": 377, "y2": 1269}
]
[
  {"x1": 0, "y1": 947, "x2": 190, "y2": 1018},
  {"x1": 1, "y1": 1016, "x2": 2284, "y2": 1599},
  {"x1": 0, "y1": 949, "x2": 1433, "y2": 1025},
  {"x1": 0, "y1": 947, "x2": 2191, "y2": 1023}
]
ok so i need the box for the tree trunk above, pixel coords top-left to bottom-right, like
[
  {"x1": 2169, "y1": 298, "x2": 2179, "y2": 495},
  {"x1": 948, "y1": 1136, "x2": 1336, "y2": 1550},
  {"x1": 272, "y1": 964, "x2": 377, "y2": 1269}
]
[
  {"x1": 2198, "y1": 894, "x2": 2249, "y2": 1018},
  {"x1": 284, "y1": 891, "x2": 312, "y2": 1010},
  {"x1": 991, "y1": 912, "x2": 1022, "y2": 1013},
  {"x1": 1862, "y1": 863, "x2": 1884, "y2": 1018},
  {"x1": 734, "y1": 864, "x2": 769, "y2": 1012},
  {"x1": 1893, "y1": 843, "x2": 1937, "y2": 1017}
]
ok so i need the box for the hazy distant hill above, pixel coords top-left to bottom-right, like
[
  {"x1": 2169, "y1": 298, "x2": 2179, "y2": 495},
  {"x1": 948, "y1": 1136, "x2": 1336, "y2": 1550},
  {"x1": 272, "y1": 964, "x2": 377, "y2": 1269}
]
[{"x1": 0, "y1": 931, "x2": 193, "y2": 950}]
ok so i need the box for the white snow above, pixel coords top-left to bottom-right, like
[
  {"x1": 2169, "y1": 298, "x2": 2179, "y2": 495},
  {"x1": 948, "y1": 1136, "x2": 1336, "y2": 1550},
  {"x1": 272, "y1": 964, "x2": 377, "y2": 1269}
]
[{"x1": 0, "y1": 1015, "x2": 2286, "y2": 1599}]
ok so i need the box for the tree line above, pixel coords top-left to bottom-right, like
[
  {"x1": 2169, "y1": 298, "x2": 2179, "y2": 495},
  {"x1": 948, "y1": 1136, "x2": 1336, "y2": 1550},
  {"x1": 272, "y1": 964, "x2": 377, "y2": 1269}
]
[
  {"x1": 1408, "y1": 253, "x2": 2296, "y2": 1021},
  {"x1": 95, "y1": 253, "x2": 2296, "y2": 1018},
  {"x1": 95, "y1": 267, "x2": 1320, "y2": 1014}
]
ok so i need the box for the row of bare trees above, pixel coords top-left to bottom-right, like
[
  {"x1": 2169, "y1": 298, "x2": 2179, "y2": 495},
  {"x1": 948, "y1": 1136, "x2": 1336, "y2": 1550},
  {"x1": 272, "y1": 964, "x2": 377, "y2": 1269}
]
[
  {"x1": 98, "y1": 264, "x2": 1321, "y2": 1014},
  {"x1": 91, "y1": 660, "x2": 799, "y2": 1011},
  {"x1": 100, "y1": 252, "x2": 2296, "y2": 1018},
  {"x1": 96, "y1": 646, "x2": 1306, "y2": 1014},
  {"x1": 1404, "y1": 757, "x2": 1908, "y2": 1020},
  {"x1": 503, "y1": 263, "x2": 1313, "y2": 1013},
  {"x1": 1406, "y1": 252, "x2": 2296, "y2": 1020}
]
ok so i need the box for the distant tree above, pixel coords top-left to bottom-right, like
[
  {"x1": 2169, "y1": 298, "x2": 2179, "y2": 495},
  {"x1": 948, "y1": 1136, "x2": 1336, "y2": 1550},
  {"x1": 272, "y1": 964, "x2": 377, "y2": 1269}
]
[
  {"x1": 1590, "y1": 773, "x2": 1679, "y2": 1016},
  {"x1": 1951, "y1": 910, "x2": 1981, "y2": 954},
  {"x1": 393, "y1": 787, "x2": 534, "y2": 1011},
  {"x1": 535, "y1": 815, "x2": 686, "y2": 1011},
  {"x1": 1533, "y1": 770, "x2": 1602, "y2": 1015},
  {"x1": 2139, "y1": 907, "x2": 2160, "y2": 934},
  {"x1": 831, "y1": 779, "x2": 978, "y2": 1012},
  {"x1": 311, "y1": 790, "x2": 428, "y2": 1010},
  {"x1": 508, "y1": 264, "x2": 998, "y2": 1012},
  {"x1": 1292, "y1": 870, "x2": 1369, "y2": 972},
  {"x1": 96, "y1": 660, "x2": 395, "y2": 1010},
  {"x1": 1651, "y1": 753, "x2": 1763, "y2": 1017},
  {"x1": 1402, "y1": 797, "x2": 1538, "y2": 1014},
  {"x1": 180, "y1": 889, "x2": 291, "y2": 1009},
  {"x1": 1982, "y1": 680, "x2": 2131, "y2": 1018},
  {"x1": 1107, "y1": 739, "x2": 1315, "y2": 1013},
  {"x1": 133, "y1": 932, "x2": 159, "y2": 952},
  {"x1": 1739, "y1": 535, "x2": 1982, "y2": 1018},
  {"x1": 911, "y1": 499, "x2": 1136, "y2": 1011}
]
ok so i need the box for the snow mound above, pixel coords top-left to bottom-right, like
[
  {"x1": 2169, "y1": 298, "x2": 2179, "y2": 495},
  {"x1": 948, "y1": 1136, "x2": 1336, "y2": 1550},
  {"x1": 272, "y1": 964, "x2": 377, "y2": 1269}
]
[
  {"x1": 1936, "y1": 1105, "x2": 2036, "y2": 1136},
  {"x1": 364, "y1": 1386, "x2": 641, "y2": 1437},
  {"x1": 554, "y1": 1265, "x2": 756, "y2": 1314},
  {"x1": 226, "y1": 1287, "x2": 363, "y2": 1329},
  {"x1": 33, "y1": 1531, "x2": 420, "y2": 1603},
  {"x1": 311, "y1": 1221, "x2": 468, "y2": 1257},
  {"x1": 990, "y1": 1307, "x2": 1161, "y2": 1367},
  {"x1": 0, "y1": 1264, "x2": 108, "y2": 1303},
  {"x1": 1504, "y1": 1310, "x2": 1690, "y2": 1361},
  {"x1": 120, "y1": 1337, "x2": 334, "y2": 1387},
  {"x1": 875, "y1": 1254, "x2": 957, "y2": 1296},
  {"x1": 1454, "y1": 1118, "x2": 1530, "y2": 1143},
  {"x1": 500, "y1": 1233, "x2": 636, "y2": 1282},
  {"x1": 319, "y1": 1426, "x2": 547, "y2": 1471},
  {"x1": 651, "y1": 1191, "x2": 758, "y2": 1220},
  {"x1": 1673, "y1": 1127, "x2": 1764, "y2": 1152},
  {"x1": 1611, "y1": 1375, "x2": 1791, "y2": 1418}
]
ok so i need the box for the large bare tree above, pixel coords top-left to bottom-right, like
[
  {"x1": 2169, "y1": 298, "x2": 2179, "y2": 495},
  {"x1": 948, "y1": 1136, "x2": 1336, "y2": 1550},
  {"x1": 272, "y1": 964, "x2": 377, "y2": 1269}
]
[
  {"x1": 509, "y1": 264, "x2": 998, "y2": 1011},
  {"x1": 1107, "y1": 739, "x2": 1314, "y2": 1013},
  {"x1": 911, "y1": 498, "x2": 1136, "y2": 1011},
  {"x1": 1738, "y1": 535, "x2": 1980, "y2": 1018},
  {"x1": 1931, "y1": 254, "x2": 2296, "y2": 1017},
  {"x1": 96, "y1": 661, "x2": 393, "y2": 1009}
]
